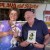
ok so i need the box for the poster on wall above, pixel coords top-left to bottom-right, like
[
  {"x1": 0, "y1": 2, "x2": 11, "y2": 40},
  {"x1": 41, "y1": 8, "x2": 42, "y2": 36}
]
[{"x1": 44, "y1": 11, "x2": 50, "y2": 33}]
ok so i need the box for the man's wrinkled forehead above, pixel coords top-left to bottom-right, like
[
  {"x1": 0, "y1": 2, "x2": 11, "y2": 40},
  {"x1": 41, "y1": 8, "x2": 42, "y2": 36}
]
[
  {"x1": 24, "y1": 9, "x2": 35, "y2": 13},
  {"x1": 25, "y1": 11, "x2": 34, "y2": 15}
]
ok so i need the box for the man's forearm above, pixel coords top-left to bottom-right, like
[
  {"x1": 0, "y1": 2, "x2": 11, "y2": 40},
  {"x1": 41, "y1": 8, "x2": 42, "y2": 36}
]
[{"x1": 44, "y1": 34, "x2": 50, "y2": 46}]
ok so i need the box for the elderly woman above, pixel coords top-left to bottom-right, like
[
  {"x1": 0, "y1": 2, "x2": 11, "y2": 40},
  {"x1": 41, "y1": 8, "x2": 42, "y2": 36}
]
[{"x1": 0, "y1": 8, "x2": 23, "y2": 50}]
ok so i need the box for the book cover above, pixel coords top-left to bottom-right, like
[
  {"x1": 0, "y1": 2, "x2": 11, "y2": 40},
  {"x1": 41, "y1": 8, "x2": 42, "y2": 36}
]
[{"x1": 27, "y1": 30, "x2": 36, "y2": 43}]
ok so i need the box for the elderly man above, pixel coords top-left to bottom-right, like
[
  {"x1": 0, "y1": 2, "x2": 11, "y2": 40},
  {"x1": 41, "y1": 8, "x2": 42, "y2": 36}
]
[{"x1": 20, "y1": 9, "x2": 50, "y2": 50}]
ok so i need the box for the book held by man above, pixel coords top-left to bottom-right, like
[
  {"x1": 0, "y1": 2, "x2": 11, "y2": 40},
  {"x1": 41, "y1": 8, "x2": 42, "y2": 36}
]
[{"x1": 27, "y1": 30, "x2": 36, "y2": 43}]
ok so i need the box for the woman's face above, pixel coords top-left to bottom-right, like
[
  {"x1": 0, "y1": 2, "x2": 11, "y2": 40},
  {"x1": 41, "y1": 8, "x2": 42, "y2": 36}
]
[{"x1": 9, "y1": 10, "x2": 18, "y2": 21}]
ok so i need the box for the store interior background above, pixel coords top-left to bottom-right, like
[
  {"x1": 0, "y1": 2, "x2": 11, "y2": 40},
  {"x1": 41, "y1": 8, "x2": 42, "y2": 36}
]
[{"x1": 0, "y1": 4, "x2": 50, "y2": 21}]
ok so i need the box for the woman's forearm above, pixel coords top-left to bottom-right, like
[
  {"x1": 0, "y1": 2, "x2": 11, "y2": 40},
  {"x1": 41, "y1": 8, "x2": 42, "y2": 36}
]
[
  {"x1": 0, "y1": 32, "x2": 3, "y2": 37},
  {"x1": 0, "y1": 32, "x2": 10, "y2": 37}
]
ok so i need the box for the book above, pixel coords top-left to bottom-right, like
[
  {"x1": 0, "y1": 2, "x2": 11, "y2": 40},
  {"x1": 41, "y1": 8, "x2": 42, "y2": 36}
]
[{"x1": 27, "y1": 30, "x2": 36, "y2": 43}]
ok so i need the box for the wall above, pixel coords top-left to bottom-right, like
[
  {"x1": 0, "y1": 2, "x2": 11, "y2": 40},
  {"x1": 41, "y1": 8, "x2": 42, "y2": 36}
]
[{"x1": 36, "y1": 4, "x2": 50, "y2": 20}]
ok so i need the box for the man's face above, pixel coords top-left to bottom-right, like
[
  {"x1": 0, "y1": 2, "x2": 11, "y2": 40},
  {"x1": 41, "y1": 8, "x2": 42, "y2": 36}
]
[
  {"x1": 24, "y1": 11, "x2": 35, "y2": 23},
  {"x1": 9, "y1": 10, "x2": 18, "y2": 21}
]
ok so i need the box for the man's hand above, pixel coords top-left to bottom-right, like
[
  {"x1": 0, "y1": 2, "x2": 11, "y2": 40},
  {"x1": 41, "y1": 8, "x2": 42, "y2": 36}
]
[
  {"x1": 32, "y1": 42, "x2": 44, "y2": 48},
  {"x1": 20, "y1": 41, "x2": 30, "y2": 47}
]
